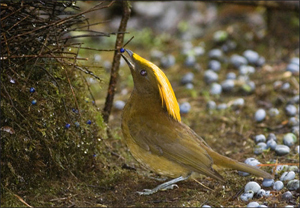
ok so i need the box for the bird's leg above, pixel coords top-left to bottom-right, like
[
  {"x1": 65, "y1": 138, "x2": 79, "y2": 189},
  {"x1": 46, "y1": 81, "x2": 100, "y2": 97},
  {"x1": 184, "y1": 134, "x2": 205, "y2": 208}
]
[{"x1": 137, "y1": 175, "x2": 190, "y2": 196}]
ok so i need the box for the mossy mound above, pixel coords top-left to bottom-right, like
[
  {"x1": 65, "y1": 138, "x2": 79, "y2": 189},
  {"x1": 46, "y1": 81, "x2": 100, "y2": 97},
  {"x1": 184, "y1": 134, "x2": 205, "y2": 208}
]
[{"x1": 1, "y1": 0, "x2": 110, "y2": 195}]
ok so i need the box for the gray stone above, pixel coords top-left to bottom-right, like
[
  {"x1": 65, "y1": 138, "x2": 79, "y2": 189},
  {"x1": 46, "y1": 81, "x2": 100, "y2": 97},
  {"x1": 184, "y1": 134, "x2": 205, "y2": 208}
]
[
  {"x1": 208, "y1": 60, "x2": 221, "y2": 72},
  {"x1": 255, "y1": 134, "x2": 266, "y2": 143},
  {"x1": 204, "y1": 70, "x2": 218, "y2": 83},
  {"x1": 180, "y1": 102, "x2": 191, "y2": 114},
  {"x1": 210, "y1": 83, "x2": 222, "y2": 95},
  {"x1": 181, "y1": 72, "x2": 194, "y2": 84},
  {"x1": 254, "y1": 109, "x2": 266, "y2": 122},
  {"x1": 280, "y1": 171, "x2": 296, "y2": 181},
  {"x1": 275, "y1": 145, "x2": 290, "y2": 156},
  {"x1": 287, "y1": 179, "x2": 300, "y2": 191},
  {"x1": 247, "y1": 201, "x2": 260, "y2": 208},
  {"x1": 245, "y1": 181, "x2": 261, "y2": 193},
  {"x1": 221, "y1": 79, "x2": 235, "y2": 91},
  {"x1": 285, "y1": 104, "x2": 297, "y2": 117},
  {"x1": 240, "y1": 190, "x2": 254, "y2": 202},
  {"x1": 273, "y1": 180, "x2": 284, "y2": 191},
  {"x1": 281, "y1": 191, "x2": 293, "y2": 200},
  {"x1": 226, "y1": 72, "x2": 236, "y2": 80},
  {"x1": 283, "y1": 133, "x2": 297, "y2": 147},
  {"x1": 243, "y1": 50, "x2": 260, "y2": 65},
  {"x1": 262, "y1": 178, "x2": 274, "y2": 187}
]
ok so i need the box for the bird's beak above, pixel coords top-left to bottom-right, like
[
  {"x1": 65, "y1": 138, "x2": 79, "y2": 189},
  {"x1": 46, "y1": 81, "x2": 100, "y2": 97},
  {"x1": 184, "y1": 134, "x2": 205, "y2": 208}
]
[{"x1": 121, "y1": 49, "x2": 135, "y2": 70}]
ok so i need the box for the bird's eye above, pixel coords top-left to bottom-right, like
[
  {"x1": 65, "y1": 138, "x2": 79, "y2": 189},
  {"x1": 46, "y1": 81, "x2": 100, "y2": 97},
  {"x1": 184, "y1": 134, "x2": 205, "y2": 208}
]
[{"x1": 140, "y1": 70, "x2": 147, "y2": 76}]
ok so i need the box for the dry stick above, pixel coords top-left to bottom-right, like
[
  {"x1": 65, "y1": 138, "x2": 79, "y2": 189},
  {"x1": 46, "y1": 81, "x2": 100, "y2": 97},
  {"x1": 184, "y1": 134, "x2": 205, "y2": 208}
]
[
  {"x1": 102, "y1": 1, "x2": 131, "y2": 123},
  {"x1": 4, "y1": 1, "x2": 115, "y2": 43}
]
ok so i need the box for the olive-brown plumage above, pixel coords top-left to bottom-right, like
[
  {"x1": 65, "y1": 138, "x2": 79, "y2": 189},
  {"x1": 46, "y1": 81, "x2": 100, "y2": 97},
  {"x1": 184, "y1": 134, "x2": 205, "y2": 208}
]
[{"x1": 121, "y1": 49, "x2": 272, "y2": 194}]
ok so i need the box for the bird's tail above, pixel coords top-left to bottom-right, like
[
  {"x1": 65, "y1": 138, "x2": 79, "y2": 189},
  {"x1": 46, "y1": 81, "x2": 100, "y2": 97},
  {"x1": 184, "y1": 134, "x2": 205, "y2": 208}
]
[{"x1": 204, "y1": 146, "x2": 273, "y2": 179}]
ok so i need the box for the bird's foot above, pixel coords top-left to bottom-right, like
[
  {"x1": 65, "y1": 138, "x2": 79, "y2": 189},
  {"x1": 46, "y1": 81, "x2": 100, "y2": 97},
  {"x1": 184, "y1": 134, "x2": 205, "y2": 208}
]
[{"x1": 136, "y1": 184, "x2": 179, "y2": 196}]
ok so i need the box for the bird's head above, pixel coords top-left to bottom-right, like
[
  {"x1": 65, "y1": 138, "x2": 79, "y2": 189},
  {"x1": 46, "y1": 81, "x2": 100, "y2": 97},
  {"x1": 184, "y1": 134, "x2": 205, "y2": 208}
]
[{"x1": 121, "y1": 49, "x2": 181, "y2": 121}]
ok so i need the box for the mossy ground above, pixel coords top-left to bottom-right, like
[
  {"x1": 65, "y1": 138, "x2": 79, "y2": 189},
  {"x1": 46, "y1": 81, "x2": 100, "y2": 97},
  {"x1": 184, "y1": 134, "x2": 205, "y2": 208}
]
[{"x1": 1, "y1": 2, "x2": 299, "y2": 207}]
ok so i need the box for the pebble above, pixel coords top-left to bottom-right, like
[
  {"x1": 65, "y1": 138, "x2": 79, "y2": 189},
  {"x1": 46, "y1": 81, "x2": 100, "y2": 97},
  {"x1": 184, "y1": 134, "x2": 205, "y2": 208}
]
[
  {"x1": 185, "y1": 55, "x2": 196, "y2": 67},
  {"x1": 267, "y1": 133, "x2": 277, "y2": 141},
  {"x1": 94, "y1": 54, "x2": 101, "y2": 62},
  {"x1": 202, "y1": 205, "x2": 211, "y2": 208},
  {"x1": 288, "y1": 117, "x2": 299, "y2": 127},
  {"x1": 280, "y1": 171, "x2": 296, "y2": 181},
  {"x1": 273, "y1": 180, "x2": 284, "y2": 191},
  {"x1": 243, "y1": 50, "x2": 260, "y2": 65},
  {"x1": 290, "y1": 57, "x2": 299, "y2": 65},
  {"x1": 242, "y1": 81, "x2": 256, "y2": 93},
  {"x1": 185, "y1": 83, "x2": 194, "y2": 90},
  {"x1": 181, "y1": 72, "x2": 194, "y2": 84},
  {"x1": 221, "y1": 79, "x2": 235, "y2": 91},
  {"x1": 193, "y1": 46, "x2": 205, "y2": 56},
  {"x1": 255, "y1": 134, "x2": 266, "y2": 143},
  {"x1": 226, "y1": 72, "x2": 236, "y2": 80},
  {"x1": 239, "y1": 65, "x2": 255, "y2": 75},
  {"x1": 291, "y1": 126, "x2": 299, "y2": 137},
  {"x1": 257, "y1": 189, "x2": 266, "y2": 198},
  {"x1": 210, "y1": 83, "x2": 222, "y2": 95},
  {"x1": 254, "y1": 109, "x2": 266, "y2": 122},
  {"x1": 213, "y1": 30, "x2": 228, "y2": 42},
  {"x1": 287, "y1": 179, "x2": 299, "y2": 191},
  {"x1": 285, "y1": 104, "x2": 297, "y2": 117},
  {"x1": 204, "y1": 70, "x2": 218, "y2": 83},
  {"x1": 256, "y1": 56, "x2": 265, "y2": 67},
  {"x1": 206, "y1": 100, "x2": 216, "y2": 110},
  {"x1": 208, "y1": 60, "x2": 221, "y2": 72},
  {"x1": 217, "y1": 103, "x2": 227, "y2": 110},
  {"x1": 247, "y1": 201, "x2": 260, "y2": 208},
  {"x1": 208, "y1": 49, "x2": 223, "y2": 60},
  {"x1": 275, "y1": 145, "x2": 290, "y2": 156},
  {"x1": 281, "y1": 82, "x2": 290, "y2": 91},
  {"x1": 273, "y1": 80, "x2": 283, "y2": 90},
  {"x1": 281, "y1": 191, "x2": 293, "y2": 200},
  {"x1": 254, "y1": 142, "x2": 267, "y2": 155},
  {"x1": 266, "y1": 139, "x2": 277, "y2": 150},
  {"x1": 232, "y1": 98, "x2": 244, "y2": 107},
  {"x1": 288, "y1": 95, "x2": 299, "y2": 104},
  {"x1": 230, "y1": 54, "x2": 248, "y2": 68},
  {"x1": 274, "y1": 165, "x2": 289, "y2": 174},
  {"x1": 268, "y1": 108, "x2": 280, "y2": 117},
  {"x1": 180, "y1": 102, "x2": 191, "y2": 114},
  {"x1": 222, "y1": 40, "x2": 237, "y2": 52},
  {"x1": 114, "y1": 100, "x2": 126, "y2": 110},
  {"x1": 286, "y1": 63, "x2": 299, "y2": 74},
  {"x1": 160, "y1": 54, "x2": 175, "y2": 69},
  {"x1": 262, "y1": 178, "x2": 274, "y2": 187},
  {"x1": 245, "y1": 158, "x2": 261, "y2": 167},
  {"x1": 283, "y1": 133, "x2": 297, "y2": 147},
  {"x1": 245, "y1": 181, "x2": 261, "y2": 193},
  {"x1": 240, "y1": 190, "x2": 254, "y2": 202},
  {"x1": 150, "y1": 49, "x2": 164, "y2": 60}
]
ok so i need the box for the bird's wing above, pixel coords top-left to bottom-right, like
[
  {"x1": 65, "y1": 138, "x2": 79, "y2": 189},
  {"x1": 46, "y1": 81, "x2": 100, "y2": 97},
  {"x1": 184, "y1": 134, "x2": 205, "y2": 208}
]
[{"x1": 128, "y1": 116, "x2": 224, "y2": 181}]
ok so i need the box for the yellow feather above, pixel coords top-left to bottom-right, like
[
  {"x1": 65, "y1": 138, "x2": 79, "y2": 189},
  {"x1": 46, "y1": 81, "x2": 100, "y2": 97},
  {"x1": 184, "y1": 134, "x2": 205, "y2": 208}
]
[{"x1": 133, "y1": 53, "x2": 181, "y2": 122}]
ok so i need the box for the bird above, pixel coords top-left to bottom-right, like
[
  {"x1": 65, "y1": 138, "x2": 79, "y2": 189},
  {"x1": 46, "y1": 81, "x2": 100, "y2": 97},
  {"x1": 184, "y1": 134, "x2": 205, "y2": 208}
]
[{"x1": 120, "y1": 49, "x2": 273, "y2": 195}]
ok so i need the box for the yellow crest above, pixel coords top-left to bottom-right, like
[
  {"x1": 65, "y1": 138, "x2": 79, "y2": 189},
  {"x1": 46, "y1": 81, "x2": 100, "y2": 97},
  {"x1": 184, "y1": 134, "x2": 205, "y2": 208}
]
[{"x1": 133, "y1": 53, "x2": 181, "y2": 122}]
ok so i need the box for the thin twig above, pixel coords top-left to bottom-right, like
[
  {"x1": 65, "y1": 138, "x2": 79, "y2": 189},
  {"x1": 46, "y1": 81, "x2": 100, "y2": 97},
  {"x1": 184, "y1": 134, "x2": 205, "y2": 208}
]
[{"x1": 102, "y1": 0, "x2": 131, "y2": 123}]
